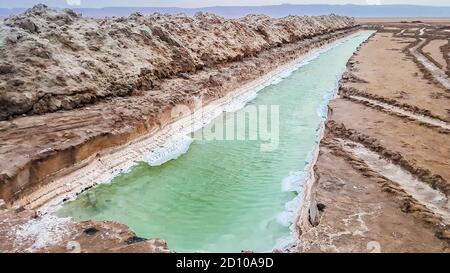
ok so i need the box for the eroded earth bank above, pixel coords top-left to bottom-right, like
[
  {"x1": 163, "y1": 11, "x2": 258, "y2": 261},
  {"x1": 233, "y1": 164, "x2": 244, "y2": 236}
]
[
  {"x1": 0, "y1": 5, "x2": 357, "y2": 252},
  {"x1": 296, "y1": 21, "x2": 450, "y2": 252}
]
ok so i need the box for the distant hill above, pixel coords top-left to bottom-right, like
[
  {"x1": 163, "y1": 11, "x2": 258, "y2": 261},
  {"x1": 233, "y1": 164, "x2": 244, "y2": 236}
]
[{"x1": 1, "y1": 4, "x2": 450, "y2": 19}]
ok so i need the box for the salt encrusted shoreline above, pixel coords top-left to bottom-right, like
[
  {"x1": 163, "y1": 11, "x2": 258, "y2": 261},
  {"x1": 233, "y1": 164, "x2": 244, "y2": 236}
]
[
  {"x1": 294, "y1": 31, "x2": 378, "y2": 240},
  {"x1": 293, "y1": 61, "x2": 343, "y2": 245}
]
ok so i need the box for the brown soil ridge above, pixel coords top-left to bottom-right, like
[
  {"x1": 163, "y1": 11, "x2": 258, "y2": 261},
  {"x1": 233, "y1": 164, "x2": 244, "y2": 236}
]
[
  {"x1": 0, "y1": 4, "x2": 355, "y2": 120},
  {"x1": 344, "y1": 29, "x2": 450, "y2": 120},
  {"x1": 342, "y1": 94, "x2": 450, "y2": 134},
  {"x1": 403, "y1": 34, "x2": 450, "y2": 91},
  {"x1": 419, "y1": 39, "x2": 447, "y2": 70},
  {"x1": 297, "y1": 131, "x2": 450, "y2": 252},
  {"x1": 322, "y1": 136, "x2": 449, "y2": 244},
  {"x1": 326, "y1": 120, "x2": 450, "y2": 197},
  {"x1": 297, "y1": 25, "x2": 450, "y2": 252},
  {"x1": 442, "y1": 42, "x2": 450, "y2": 77},
  {"x1": 340, "y1": 85, "x2": 450, "y2": 124},
  {"x1": 365, "y1": 25, "x2": 449, "y2": 90}
]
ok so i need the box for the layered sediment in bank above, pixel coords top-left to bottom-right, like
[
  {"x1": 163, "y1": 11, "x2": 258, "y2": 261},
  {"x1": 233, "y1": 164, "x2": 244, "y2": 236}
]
[
  {"x1": 0, "y1": 5, "x2": 358, "y2": 252},
  {"x1": 296, "y1": 23, "x2": 450, "y2": 253}
]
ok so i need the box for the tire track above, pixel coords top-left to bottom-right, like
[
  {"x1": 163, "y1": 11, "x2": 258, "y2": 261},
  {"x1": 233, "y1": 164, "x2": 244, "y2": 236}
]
[{"x1": 346, "y1": 95, "x2": 450, "y2": 130}]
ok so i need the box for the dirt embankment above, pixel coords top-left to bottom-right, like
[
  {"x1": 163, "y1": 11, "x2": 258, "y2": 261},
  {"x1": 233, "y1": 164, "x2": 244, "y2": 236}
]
[
  {"x1": 297, "y1": 23, "x2": 450, "y2": 253},
  {"x1": 0, "y1": 4, "x2": 355, "y2": 120}
]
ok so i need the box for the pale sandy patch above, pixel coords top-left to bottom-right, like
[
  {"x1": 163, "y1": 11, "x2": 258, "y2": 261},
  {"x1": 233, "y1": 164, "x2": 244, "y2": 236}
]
[
  {"x1": 422, "y1": 39, "x2": 448, "y2": 68},
  {"x1": 349, "y1": 32, "x2": 450, "y2": 120}
]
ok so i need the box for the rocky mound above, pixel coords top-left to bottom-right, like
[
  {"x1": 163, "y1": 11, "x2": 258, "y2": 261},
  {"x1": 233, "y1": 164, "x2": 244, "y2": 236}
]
[{"x1": 0, "y1": 4, "x2": 355, "y2": 120}]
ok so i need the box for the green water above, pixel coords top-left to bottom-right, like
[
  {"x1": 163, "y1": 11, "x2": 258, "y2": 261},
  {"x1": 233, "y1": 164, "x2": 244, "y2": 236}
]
[{"x1": 57, "y1": 32, "x2": 373, "y2": 252}]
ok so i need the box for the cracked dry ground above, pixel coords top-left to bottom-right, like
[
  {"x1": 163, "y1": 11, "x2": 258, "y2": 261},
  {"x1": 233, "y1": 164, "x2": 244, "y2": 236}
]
[{"x1": 297, "y1": 23, "x2": 450, "y2": 253}]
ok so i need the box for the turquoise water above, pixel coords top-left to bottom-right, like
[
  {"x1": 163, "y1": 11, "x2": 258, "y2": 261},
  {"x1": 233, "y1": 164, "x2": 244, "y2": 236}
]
[{"x1": 57, "y1": 32, "x2": 373, "y2": 253}]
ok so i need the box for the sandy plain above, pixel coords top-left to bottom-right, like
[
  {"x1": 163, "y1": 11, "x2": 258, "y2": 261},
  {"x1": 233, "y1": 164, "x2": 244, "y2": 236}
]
[{"x1": 297, "y1": 21, "x2": 450, "y2": 253}]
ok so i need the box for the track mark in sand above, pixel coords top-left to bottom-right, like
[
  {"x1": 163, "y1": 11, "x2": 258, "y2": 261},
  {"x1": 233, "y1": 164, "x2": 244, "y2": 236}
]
[
  {"x1": 347, "y1": 95, "x2": 450, "y2": 130},
  {"x1": 396, "y1": 29, "x2": 406, "y2": 36},
  {"x1": 338, "y1": 139, "x2": 450, "y2": 225},
  {"x1": 419, "y1": 28, "x2": 426, "y2": 36},
  {"x1": 410, "y1": 38, "x2": 450, "y2": 89}
]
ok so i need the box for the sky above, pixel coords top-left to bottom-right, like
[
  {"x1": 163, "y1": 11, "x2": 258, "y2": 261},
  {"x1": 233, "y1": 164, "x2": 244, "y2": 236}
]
[{"x1": 1, "y1": 0, "x2": 449, "y2": 8}]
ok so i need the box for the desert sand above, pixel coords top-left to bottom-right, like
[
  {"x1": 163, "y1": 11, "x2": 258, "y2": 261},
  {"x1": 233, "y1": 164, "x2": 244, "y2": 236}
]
[
  {"x1": 297, "y1": 21, "x2": 450, "y2": 253},
  {"x1": 422, "y1": 39, "x2": 448, "y2": 69}
]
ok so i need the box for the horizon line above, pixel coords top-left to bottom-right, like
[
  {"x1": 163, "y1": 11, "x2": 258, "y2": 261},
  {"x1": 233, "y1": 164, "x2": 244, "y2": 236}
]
[{"x1": 1, "y1": 3, "x2": 450, "y2": 9}]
